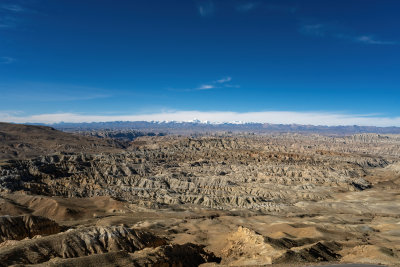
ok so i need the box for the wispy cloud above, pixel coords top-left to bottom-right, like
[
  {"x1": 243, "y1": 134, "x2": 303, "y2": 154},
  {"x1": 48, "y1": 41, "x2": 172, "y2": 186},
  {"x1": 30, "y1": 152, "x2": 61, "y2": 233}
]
[
  {"x1": 0, "y1": 15, "x2": 18, "y2": 28},
  {"x1": 1, "y1": 110, "x2": 400, "y2": 127},
  {"x1": 0, "y1": 56, "x2": 15, "y2": 64},
  {"x1": 299, "y1": 23, "x2": 397, "y2": 45},
  {"x1": 169, "y1": 76, "x2": 237, "y2": 92},
  {"x1": 234, "y1": 2, "x2": 296, "y2": 14},
  {"x1": 1, "y1": 4, "x2": 25, "y2": 12},
  {"x1": 223, "y1": 84, "x2": 240, "y2": 88},
  {"x1": 198, "y1": 1, "x2": 215, "y2": 17},
  {"x1": 0, "y1": 1, "x2": 35, "y2": 29},
  {"x1": 197, "y1": 84, "x2": 216, "y2": 90},
  {"x1": 355, "y1": 35, "x2": 396, "y2": 45},
  {"x1": 236, "y1": 2, "x2": 258, "y2": 12},
  {"x1": 216, "y1": 76, "x2": 232, "y2": 83},
  {"x1": 196, "y1": 76, "x2": 237, "y2": 91},
  {"x1": 299, "y1": 24, "x2": 327, "y2": 37},
  {"x1": 265, "y1": 4, "x2": 297, "y2": 13},
  {"x1": 197, "y1": 1, "x2": 296, "y2": 16}
]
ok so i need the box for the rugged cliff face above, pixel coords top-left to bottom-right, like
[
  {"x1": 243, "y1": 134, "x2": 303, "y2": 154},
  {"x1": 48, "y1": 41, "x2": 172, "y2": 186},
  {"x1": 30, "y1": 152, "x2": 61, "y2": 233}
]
[{"x1": 0, "y1": 215, "x2": 60, "y2": 242}]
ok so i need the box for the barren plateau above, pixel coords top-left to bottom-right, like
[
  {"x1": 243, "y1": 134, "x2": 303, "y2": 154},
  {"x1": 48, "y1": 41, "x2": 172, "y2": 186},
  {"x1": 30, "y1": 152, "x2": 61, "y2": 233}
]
[{"x1": 0, "y1": 122, "x2": 399, "y2": 266}]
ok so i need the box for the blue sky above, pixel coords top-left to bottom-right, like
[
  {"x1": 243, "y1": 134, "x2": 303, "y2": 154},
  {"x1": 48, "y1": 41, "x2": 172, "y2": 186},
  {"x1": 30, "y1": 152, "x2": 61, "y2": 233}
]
[{"x1": 1, "y1": 0, "x2": 400, "y2": 125}]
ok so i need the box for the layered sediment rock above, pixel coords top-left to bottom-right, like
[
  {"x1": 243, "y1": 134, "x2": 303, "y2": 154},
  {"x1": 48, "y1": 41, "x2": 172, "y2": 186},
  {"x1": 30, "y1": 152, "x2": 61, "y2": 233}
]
[
  {"x1": 0, "y1": 215, "x2": 60, "y2": 242},
  {"x1": 0, "y1": 225, "x2": 219, "y2": 267},
  {"x1": 0, "y1": 226, "x2": 165, "y2": 266},
  {"x1": 1, "y1": 135, "x2": 395, "y2": 213}
]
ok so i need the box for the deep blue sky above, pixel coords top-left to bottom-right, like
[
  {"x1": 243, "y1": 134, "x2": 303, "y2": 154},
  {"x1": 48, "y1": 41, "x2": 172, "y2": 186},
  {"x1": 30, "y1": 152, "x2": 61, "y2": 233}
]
[{"x1": 0, "y1": 0, "x2": 399, "y2": 124}]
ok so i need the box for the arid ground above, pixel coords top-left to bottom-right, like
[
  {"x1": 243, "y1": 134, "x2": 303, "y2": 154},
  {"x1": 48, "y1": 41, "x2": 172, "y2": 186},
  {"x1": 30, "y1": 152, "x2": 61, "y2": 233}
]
[{"x1": 0, "y1": 122, "x2": 399, "y2": 266}]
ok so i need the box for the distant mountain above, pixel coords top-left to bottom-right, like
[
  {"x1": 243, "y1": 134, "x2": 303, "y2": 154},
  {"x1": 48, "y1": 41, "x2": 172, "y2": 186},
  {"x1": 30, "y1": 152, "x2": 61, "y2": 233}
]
[{"x1": 46, "y1": 121, "x2": 400, "y2": 135}]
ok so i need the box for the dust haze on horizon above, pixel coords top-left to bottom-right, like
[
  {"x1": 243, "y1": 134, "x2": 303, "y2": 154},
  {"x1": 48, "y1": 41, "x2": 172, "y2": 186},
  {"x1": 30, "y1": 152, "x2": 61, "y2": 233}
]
[{"x1": 1, "y1": 111, "x2": 400, "y2": 127}]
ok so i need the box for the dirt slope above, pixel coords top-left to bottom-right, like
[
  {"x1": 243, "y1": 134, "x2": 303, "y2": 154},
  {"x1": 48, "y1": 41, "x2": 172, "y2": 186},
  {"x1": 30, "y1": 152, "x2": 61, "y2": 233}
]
[{"x1": 0, "y1": 122, "x2": 123, "y2": 160}]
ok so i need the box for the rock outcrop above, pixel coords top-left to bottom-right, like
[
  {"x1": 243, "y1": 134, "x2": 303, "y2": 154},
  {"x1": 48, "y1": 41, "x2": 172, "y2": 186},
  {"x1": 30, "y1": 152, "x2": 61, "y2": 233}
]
[
  {"x1": 221, "y1": 226, "x2": 341, "y2": 265},
  {"x1": 0, "y1": 226, "x2": 165, "y2": 266},
  {"x1": 0, "y1": 224, "x2": 220, "y2": 267},
  {"x1": 0, "y1": 215, "x2": 60, "y2": 243},
  {"x1": 30, "y1": 244, "x2": 220, "y2": 267}
]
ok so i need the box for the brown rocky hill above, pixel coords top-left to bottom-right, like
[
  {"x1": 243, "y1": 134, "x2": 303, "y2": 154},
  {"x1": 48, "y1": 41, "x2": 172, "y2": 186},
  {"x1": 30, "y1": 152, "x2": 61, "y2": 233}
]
[{"x1": 0, "y1": 122, "x2": 124, "y2": 160}]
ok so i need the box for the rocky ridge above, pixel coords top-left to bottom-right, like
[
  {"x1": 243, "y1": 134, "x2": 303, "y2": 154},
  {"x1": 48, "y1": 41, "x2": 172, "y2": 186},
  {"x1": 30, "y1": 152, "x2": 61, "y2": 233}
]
[
  {"x1": 0, "y1": 225, "x2": 219, "y2": 266},
  {"x1": 0, "y1": 215, "x2": 60, "y2": 243},
  {"x1": 0, "y1": 136, "x2": 393, "y2": 212}
]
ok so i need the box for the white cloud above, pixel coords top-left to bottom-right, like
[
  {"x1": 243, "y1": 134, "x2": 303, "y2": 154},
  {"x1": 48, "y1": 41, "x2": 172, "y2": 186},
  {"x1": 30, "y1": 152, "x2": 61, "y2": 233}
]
[
  {"x1": 197, "y1": 84, "x2": 215, "y2": 90},
  {"x1": 236, "y1": 3, "x2": 257, "y2": 12},
  {"x1": 0, "y1": 56, "x2": 15, "y2": 64},
  {"x1": 1, "y1": 4, "x2": 24, "y2": 12},
  {"x1": 355, "y1": 35, "x2": 396, "y2": 45},
  {"x1": 0, "y1": 16, "x2": 17, "y2": 28},
  {"x1": 198, "y1": 1, "x2": 214, "y2": 17},
  {"x1": 299, "y1": 23, "x2": 397, "y2": 45},
  {"x1": 182, "y1": 76, "x2": 235, "y2": 91},
  {"x1": 1, "y1": 110, "x2": 400, "y2": 127},
  {"x1": 0, "y1": 2, "x2": 36, "y2": 29},
  {"x1": 216, "y1": 76, "x2": 232, "y2": 83}
]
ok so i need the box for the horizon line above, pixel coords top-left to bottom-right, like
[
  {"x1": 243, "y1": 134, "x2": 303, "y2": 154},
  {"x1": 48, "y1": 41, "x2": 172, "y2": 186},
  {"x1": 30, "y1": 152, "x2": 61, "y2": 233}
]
[{"x1": 1, "y1": 110, "x2": 400, "y2": 127}]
